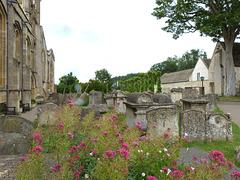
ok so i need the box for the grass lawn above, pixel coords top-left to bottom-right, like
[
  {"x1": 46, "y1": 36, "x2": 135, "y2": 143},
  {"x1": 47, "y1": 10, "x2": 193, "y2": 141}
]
[{"x1": 219, "y1": 96, "x2": 240, "y2": 102}]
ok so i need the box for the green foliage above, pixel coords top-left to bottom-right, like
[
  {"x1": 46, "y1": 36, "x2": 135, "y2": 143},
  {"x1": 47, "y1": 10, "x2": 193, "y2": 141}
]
[
  {"x1": 95, "y1": 69, "x2": 113, "y2": 93},
  {"x1": 57, "y1": 72, "x2": 80, "y2": 93},
  {"x1": 219, "y1": 96, "x2": 240, "y2": 102},
  {"x1": 152, "y1": 0, "x2": 240, "y2": 41},
  {"x1": 150, "y1": 49, "x2": 207, "y2": 74},
  {"x1": 31, "y1": 99, "x2": 36, "y2": 104},
  {"x1": 80, "y1": 79, "x2": 105, "y2": 94}
]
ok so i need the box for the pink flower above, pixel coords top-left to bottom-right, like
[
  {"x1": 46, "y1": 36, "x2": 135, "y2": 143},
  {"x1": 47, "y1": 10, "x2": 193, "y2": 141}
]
[
  {"x1": 183, "y1": 137, "x2": 189, "y2": 142},
  {"x1": 118, "y1": 149, "x2": 130, "y2": 160},
  {"x1": 73, "y1": 170, "x2": 81, "y2": 179},
  {"x1": 91, "y1": 139, "x2": 98, "y2": 142},
  {"x1": 117, "y1": 102, "x2": 121, "y2": 105},
  {"x1": 122, "y1": 143, "x2": 130, "y2": 150},
  {"x1": 164, "y1": 133, "x2": 169, "y2": 138},
  {"x1": 111, "y1": 125, "x2": 117, "y2": 129},
  {"x1": 68, "y1": 133, "x2": 74, "y2": 138},
  {"x1": 152, "y1": 124, "x2": 157, "y2": 128},
  {"x1": 111, "y1": 115, "x2": 118, "y2": 119},
  {"x1": 103, "y1": 132, "x2": 109, "y2": 136},
  {"x1": 147, "y1": 176, "x2": 157, "y2": 180},
  {"x1": 103, "y1": 150, "x2": 116, "y2": 159},
  {"x1": 80, "y1": 142, "x2": 86, "y2": 147},
  {"x1": 68, "y1": 99, "x2": 72, "y2": 103},
  {"x1": 193, "y1": 156, "x2": 197, "y2": 160},
  {"x1": 228, "y1": 162, "x2": 234, "y2": 169},
  {"x1": 59, "y1": 123, "x2": 64, "y2": 128},
  {"x1": 167, "y1": 127, "x2": 171, "y2": 130},
  {"x1": 78, "y1": 112, "x2": 82, "y2": 115},
  {"x1": 92, "y1": 150, "x2": 98, "y2": 155},
  {"x1": 92, "y1": 104, "x2": 96, "y2": 106},
  {"x1": 21, "y1": 157, "x2": 26, "y2": 162},
  {"x1": 33, "y1": 133, "x2": 42, "y2": 145},
  {"x1": 69, "y1": 102, "x2": 74, "y2": 106},
  {"x1": 115, "y1": 132, "x2": 121, "y2": 136},
  {"x1": 33, "y1": 146, "x2": 43, "y2": 155},
  {"x1": 113, "y1": 106, "x2": 116, "y2": 108},
  {"x1": 133, "y1": 142, "x2": 139, "y2": 146},
  {"x1": 171, "y1": 170, "x2": 184, "y2": 178},
  {"x1": 186, "y1": 168, "x2": 191, "y2": 173},
  {"x1": 53, "y1": 164, "x2": 62, "y2": 173}
]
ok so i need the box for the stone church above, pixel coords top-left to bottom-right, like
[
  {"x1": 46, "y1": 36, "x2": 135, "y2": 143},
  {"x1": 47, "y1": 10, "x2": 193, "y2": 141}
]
[{"x1": 0, "y1": 0, "x2": 55, "y2": 113}]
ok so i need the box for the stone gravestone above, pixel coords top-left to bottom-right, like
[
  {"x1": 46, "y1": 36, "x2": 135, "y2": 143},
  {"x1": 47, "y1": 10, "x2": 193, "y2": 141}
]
[
  {"x1": 125, "y1": 92, "x2": 155, "y2": 130},
  {"x1": 234, "y1": 146, "x2": 240, "y2": 164},
  {"x1": 205, "y1": 94, "x2": 217, "y2": 112},
  {"x1": 206, "y1": 113, "x2": 233, "y2": 142},
  {"x1": 170, "y1": 88, "x2": 183, "y2": 103},
  {"x1": 37, "y1": 103, "x2": 59, "y2": 126},
  {"x1": 153, "y1": 93, "x2": 172, "y2": 104},
  {"x1": 180, "y1": 110, "x2": 206, "y2": 142},
  {"x1": 0, "y1": 116, "x2": 34, "y2": 155},
  {"x1": 146, "y1": 106, "x2": 179, "y2": 138},
  {"x1": 105, "y1": 90, "x2": 127, "y2": 114},
  {"x1": 182, "y1": 88, "x2": 199, "y2": 99},
  {"x1": 89, "y1": 90, "x2": 104, "y2": 105}
]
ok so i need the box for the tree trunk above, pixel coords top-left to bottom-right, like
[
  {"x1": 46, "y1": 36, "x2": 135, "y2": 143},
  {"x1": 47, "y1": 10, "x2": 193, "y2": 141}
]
[{"x1": 224, "y1": 40, "x2": 236, "y2": 96}]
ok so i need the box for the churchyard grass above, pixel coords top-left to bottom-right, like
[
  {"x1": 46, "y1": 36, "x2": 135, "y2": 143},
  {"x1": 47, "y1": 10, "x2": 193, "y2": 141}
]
[
  {"x1": 16, "y1": 100, "x2": 239, "y2": 179},
  {"x1": 219, "y1": 96, "x2": 240, "y2": 102}
]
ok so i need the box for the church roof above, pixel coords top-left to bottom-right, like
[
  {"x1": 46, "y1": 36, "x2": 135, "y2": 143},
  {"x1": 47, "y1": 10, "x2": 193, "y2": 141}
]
[{"x1": 161, "y1": 69, "x2": 193, "y2": 84}]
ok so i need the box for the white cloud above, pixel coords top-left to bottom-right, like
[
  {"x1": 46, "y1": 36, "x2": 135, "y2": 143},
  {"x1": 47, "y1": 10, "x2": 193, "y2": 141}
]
[{"x1": 41, "y1": 0, "x2": 216, "y2": 83}]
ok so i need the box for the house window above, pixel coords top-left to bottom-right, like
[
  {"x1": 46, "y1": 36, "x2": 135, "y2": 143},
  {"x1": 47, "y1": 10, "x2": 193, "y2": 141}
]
[{"x1": 197, "y1": 73, "x2": 200, "y2": 81}]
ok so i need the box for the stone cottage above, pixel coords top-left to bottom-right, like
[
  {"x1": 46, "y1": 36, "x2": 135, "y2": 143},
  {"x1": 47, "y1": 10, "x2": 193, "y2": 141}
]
[
  {"x1": 0, "y1": 0, "x2": 55, "y2": 113},
  {"x1": 161, "y1": 42, "x2": 240, "y2": 96}
]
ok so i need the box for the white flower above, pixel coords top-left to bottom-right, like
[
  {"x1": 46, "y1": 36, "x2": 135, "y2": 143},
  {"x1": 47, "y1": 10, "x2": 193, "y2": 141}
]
[
  {"x1": 146, "y1": 153, "x2": 149, "y2": 156},
  {"x1": 160, "y1": 170, "x2": 163, "y2": 173},
  {"x1": 185, "y1": 133, "x2": 188, "y2": 136},
  {"x1": 142, "y1": 173, "x2": 145, "y2": 177},
  {"x1": 90, "y1": 152, "x2": 93, "y2": 156},
  {"x1": 138, "y1": 150, "x2": 140, "y2": 153},
  {"x1": 141, "y1": 150, "x2": 143, "y2": 152},
  {"x1": 191, "y1": 167, "x2": 195, "y2": 170},
  {"x1": 85, "y1": 174, "x2": 89, "y2": 179},
  {"x1": 167, "y1": 169, "x2": 171, "y2": 175},
  {"x1": 164, "y1": 148, "x2": 167, "y2": 152},
  {"x1": 167, "y1": 153, "x2": 170, "y2": 157},
  {"x1": 159, "y1": 150, "x2": 162, "y2": 153},
  {"x1": 98, "y1": 158, "x2": 100, "y2": 160},
  {"x1": 186, "y1": 148, "x2": 189, "y2": 151}
]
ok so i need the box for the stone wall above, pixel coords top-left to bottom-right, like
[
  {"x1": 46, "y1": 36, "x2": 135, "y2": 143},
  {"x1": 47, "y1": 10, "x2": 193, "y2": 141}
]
[{"x1": 0, "y1": 115, "x2": 34, "y2": 155}]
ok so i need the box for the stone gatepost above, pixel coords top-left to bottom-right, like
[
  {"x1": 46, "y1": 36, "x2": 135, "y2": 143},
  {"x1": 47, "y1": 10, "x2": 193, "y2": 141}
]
[
  {"x1": 170, "y1": 88, "x2": 183, "y2": 103},
  {"x1": 206, "y1": 113, "x2": 233, "y2": 142},
  {"x1": 146, "y1": 106, "x2": 179, "y2": 138}
]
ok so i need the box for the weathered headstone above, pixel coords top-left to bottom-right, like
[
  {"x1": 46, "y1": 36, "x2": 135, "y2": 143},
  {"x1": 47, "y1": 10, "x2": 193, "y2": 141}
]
[
  {"x1": 205, "y1": 94, "x2": 217, "y2": 112},
  {"x1": 0, "y1": 116, "x2": 34, "y2": 155},
  {"x1": 105, "y1": 90, "x2": 127, "y2": 114},
  {"x1": 153, "y1": 93, "x2": 172, "y2": 104},
  {"x1": 89, "y1": 90, "x2": 104, "y2": 105},
  {"x1": 181, "y1": 110, "x2": 206, "y2": 142},
  {"x1": 147, "y1": 106, "x2": 179, "y2": 137},
  {"x1": 37, "y1": 103, "x2": 59, "y2": 126},
  {"x1": 234, "y1": 146, "x2": 240, "y2": 164},
  {"x1": 182, "y1": 88, "x2": 199, "y2": 99},
  {"x1": 181, "y1": 99, "x2": 210, "y2": 113},
  {"x1": 170, "y1": 88, "x2": 183, "y2": 103},
  {"x1": 206, "y1": 113, "x2": 233, "y2": 142}
]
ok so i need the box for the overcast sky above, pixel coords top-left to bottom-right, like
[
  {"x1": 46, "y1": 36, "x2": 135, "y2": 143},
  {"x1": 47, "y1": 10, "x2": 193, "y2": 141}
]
[{"x1": 40, "y1": 0, "x2": 217, "y2": 84}]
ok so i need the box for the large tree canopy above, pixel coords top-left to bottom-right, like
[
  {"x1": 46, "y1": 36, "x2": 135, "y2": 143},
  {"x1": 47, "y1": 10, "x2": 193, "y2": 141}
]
[
  {"x1": 95, "y1": 68, "x2": 113, "y2": 93},
  {"x1": 152, "y1": 0, "x2": 240, "y2": 96}
]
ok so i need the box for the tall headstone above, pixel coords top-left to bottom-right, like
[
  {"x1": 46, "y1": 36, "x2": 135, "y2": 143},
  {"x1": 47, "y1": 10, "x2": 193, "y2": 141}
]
[
  {"x1": 89, "y1": 90, "x2": 104, "y2": 105},
  {"x1": 180, "y1": 110, "x2": 206, "y2": 142},
  {"x1": 147, "y1": 106, "x2": 179, "y2": 137}
]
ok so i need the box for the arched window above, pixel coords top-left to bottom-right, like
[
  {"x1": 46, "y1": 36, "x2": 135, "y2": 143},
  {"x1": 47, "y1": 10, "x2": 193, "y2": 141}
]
[
  {"x1": 14, "y1": 23, "x2": 21, "y2": 61},
  {"x1": 0, "y1": 9, "x2": 6, "y2": 87}
]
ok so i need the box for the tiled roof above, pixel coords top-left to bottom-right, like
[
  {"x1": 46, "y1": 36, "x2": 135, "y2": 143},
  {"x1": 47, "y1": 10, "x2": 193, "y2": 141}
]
[
  {"x1": 161, "y1": 69, "x2": 193, "y2": 84},
  {"x1": 202, "y1": 58, "x2": 211, "y2": 69}
]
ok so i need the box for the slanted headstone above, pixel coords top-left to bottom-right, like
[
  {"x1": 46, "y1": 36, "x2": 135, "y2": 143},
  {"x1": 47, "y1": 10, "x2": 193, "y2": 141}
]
[
  {"x1": 0, "y1": 116, "x2": 34, "y2": 155},
  {"x1": 37, "y1": 103, "x2": 59, "y2": 125},
  {"x1": 206, "y1": 113, "x2": 233, "y2": 142},
  {"x1": 180, "y1": 110, "x2": 206, "y2": 142},
  {"x1": 89, "y1": 90, "x2": 104, "y2": 105},
  {"x1": 153, "y1": 93, "x2": 172, "y2": 104},
  {"x1": 75, "y1": 92, "x2": 89, "y2": 106},
  {"x1": 147, "y1": 106, "x2": 179, "y2": 138}
]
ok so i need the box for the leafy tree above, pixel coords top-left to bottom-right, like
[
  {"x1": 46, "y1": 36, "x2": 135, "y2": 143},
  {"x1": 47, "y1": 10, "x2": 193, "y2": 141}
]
[
  {"x1": 95, "y1": 68, "x2": 113, "y2": 93},
  {"x1": 80, "y1": 80, "x2": 105, "y2": 94},
  {"x1": 150, "y1": 56, "x2": 178, "y2": 74},
  {"x1": 152, "y1": 0, "x2": 240, "y2": 96},
  {"x1": 57, "y1": 72, "x2": 79, "y2": 93}
]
